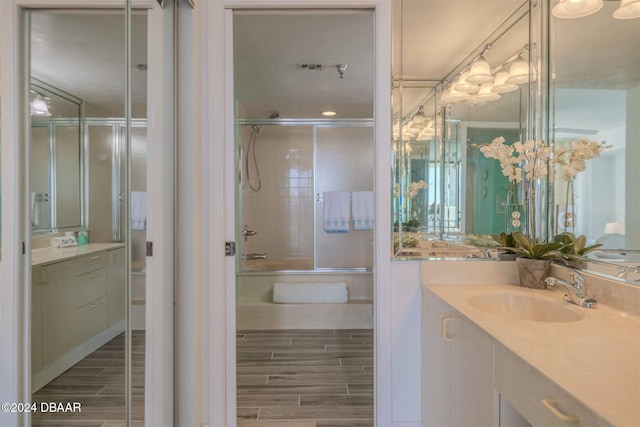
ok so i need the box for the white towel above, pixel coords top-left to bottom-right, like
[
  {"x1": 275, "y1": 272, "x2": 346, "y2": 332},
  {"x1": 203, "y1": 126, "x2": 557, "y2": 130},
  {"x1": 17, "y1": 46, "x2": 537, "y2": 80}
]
[
  {"x1": 31, "y1": 192, "x2": 40, "y2": 227},
  {"x1": 131, "y1": 191, "x2": 147, "y2": 231},
  {"x1": 352, "y1": 191, "x2": 374, "y2": 230},
  {"x1": 323, "y1": 191, "x2": 350, "y2": 233}
]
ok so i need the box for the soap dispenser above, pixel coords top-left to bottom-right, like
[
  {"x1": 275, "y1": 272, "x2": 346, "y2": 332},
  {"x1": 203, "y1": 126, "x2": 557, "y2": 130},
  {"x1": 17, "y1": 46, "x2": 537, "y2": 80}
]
[{"x1": 77, "y1": 230, "x2": 89, "y2": 245}]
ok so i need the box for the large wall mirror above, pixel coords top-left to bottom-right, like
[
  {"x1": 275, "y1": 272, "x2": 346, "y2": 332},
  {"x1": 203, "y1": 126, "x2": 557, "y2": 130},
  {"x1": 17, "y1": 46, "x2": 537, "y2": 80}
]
[
  {"x1": 30, "y1": 79, "x2": 83, "y2": 233},
  {"x1": 391, "y1": 0, "x2": 640, "y2": 287},
  {"x1": 28, "y1": 9, "x2": 148, "y2": 425},
  {"x1": 392, "y1": 0, "x2": 530, "y2": 257},
  {"x1": 550, "y1": 0, "x2": 640, "y2": 281}
]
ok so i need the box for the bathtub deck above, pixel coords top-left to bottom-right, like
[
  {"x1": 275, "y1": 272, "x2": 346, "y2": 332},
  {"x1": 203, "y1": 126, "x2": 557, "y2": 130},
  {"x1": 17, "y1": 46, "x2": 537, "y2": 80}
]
[{"x1": 237, "y1": 300, "x2": 373, "y2": 330}]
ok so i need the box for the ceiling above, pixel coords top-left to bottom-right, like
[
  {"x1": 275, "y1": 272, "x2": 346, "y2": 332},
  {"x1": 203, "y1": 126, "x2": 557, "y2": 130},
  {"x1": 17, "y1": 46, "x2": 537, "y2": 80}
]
[{"x1": 3, "y1": 2, "x2": 637, "y2": 132}]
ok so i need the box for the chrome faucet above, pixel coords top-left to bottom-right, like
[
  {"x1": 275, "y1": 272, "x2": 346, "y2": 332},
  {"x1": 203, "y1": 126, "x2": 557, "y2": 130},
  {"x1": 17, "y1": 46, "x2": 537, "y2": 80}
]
[
  {"x1": 545, "y1": 270, "x2": 597, "y2": 308},
  {"x1": 242, "y1": 225, "x2": 257, "y2": 241}
]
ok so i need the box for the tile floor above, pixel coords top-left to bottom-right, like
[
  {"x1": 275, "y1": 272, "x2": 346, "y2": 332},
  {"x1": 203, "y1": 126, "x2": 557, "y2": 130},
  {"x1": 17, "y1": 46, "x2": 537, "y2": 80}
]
[
  {"x1": 236, "y1": 329, "x2": 374, "y2": 427},
  {"x1": 30, "y1": 328, "x2": 373, "y2": 427},
  {"x1": 31, "y1": 331, "x2": 145, "y2": 427}
]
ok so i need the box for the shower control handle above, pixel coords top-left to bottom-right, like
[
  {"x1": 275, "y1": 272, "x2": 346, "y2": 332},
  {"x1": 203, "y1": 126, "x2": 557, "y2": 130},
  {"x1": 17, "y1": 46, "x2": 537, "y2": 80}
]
[{"x1": 243, "y1": 225, "x2": 257, "y2": 241}]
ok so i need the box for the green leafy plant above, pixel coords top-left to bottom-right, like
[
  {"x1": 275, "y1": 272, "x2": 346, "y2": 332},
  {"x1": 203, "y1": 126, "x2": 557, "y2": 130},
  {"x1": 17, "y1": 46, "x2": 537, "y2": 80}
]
[
  {"x1": 491, "y1": 232, "x2": 517, "y2": 251},
  {"x1": 554, "y1": 232, "x2": 602, "y2": 257},
  {"x1": 508, "y1": 231, "x2": 564, "y2": 259},
  {"x1": 393, "y1": 233, "x2": 419, "y2": 248}
]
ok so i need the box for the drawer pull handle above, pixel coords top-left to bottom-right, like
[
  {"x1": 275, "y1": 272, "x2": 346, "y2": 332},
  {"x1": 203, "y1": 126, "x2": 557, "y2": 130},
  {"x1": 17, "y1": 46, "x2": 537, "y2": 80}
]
[
  {"x1": 542, "y1": 399, "x2": 579, "y2": 423},
  {"x1": 439, "y1": 314, "x2": 455, "y2": 342},
  {"x1": 90, "y1": 303, "x2": 98, "y2": 308},
  {"x1": 89, "y1": 273, "x2": 97, "y2": 278},
  {"x1": 89, "y1": 255, "x2": 101, "y2": 260}
]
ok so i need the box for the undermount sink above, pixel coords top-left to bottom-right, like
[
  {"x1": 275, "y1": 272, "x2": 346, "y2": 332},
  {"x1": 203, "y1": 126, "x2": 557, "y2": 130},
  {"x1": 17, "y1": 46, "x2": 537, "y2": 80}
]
[{"x1": 468, "y1": 293, "x2": 586, "y2": 322}]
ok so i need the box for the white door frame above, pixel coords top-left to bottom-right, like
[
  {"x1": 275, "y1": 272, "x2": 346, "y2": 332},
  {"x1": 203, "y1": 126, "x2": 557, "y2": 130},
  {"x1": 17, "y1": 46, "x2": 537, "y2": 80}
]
[
  {"x1": 190, "y1": 1, "x2": 392, "y2": 425},
  {"x1": 0, "y1": 2, "x2": 174, "y2": 426}
]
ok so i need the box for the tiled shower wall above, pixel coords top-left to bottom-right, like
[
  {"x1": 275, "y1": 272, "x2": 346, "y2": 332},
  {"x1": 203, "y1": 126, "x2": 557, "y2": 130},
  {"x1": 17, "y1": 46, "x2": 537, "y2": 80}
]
[
  {"x1": 242, "y1": 125, "x2": 315, "y2": 262},
  {"x1": 240, "y1": 124, "x2": 374, "y2": 269}
]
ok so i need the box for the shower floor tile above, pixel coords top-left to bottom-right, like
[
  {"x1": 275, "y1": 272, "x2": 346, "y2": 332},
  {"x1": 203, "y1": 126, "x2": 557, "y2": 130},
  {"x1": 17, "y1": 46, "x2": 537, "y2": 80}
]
[{"x1": 237, "y1": 329, "x2": 373, "y2": 427}]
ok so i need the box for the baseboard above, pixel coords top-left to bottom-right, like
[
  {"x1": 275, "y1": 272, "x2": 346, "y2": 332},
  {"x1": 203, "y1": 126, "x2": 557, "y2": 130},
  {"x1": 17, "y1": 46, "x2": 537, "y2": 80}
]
[{"x1": 32, "y1": 322, "x2": 125, "y2": 392}]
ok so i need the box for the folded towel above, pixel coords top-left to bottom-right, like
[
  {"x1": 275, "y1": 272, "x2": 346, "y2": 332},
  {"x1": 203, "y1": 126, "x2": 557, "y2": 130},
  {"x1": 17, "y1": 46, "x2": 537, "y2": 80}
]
[
  {"x1": 323, "y1": 191, "x2": 350, "y2": 233},
  {"x1": 352, "y1": 191, "x2": 374, "y2": 230},
  {"x1": 131, "y1": 191, "x2": 147, "y2": 231},
  {"x1": 31, "y1": 192, "x2": 40, "y2": 227},
  {"x1": 273, "y1": 282, "x2": 349, "y2": 304}
]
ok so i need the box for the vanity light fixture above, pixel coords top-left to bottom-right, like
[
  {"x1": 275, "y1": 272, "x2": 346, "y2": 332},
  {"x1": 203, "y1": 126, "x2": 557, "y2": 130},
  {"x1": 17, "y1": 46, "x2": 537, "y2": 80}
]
[
  {"x1": 408, "y1": 106, "x2": 428, "y2": 129},
  {"x1": 505, "y1": 55, "x2": 529, "y2": 84},
  {"x1": 491, "y1": 70, "x2": 519, "y2": 93},
  {"x1": 466, "y1": 56, "x2": 494, "y2": 84},
  {"x1": 613, "y1": 0, "x2": 640, "y2": 18},
  {"x1": 475, "y1": 82, "x2": 502, "y2": 101},
  {"x1": 452, "y1": 70, "x2": 480, "y2": 93},
  {"x1": 322, "y1": 111, "x2": 337, "y2": 116},
  {"x1": 552, "y1": 0, "x2": 603, "y2": 18},
  {"x1": 442, "y1": 85, "x2": 472, "y2": 103},
  {"x1": 30, "y1": 93, "x2": 52, "y2": 117}
]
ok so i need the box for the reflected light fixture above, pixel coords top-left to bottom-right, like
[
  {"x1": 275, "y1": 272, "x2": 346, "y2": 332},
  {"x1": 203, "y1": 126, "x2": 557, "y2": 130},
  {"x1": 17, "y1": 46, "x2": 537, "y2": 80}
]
[
  {"x1": 475, "y1": 82, "x2": 502, "y2": 101},
  {"x1": 613, "y1": 0, "x2": 640, "y2": 18},
  {"x1": 442, "y1": 85, "x2": 472, "y2": 103},
  {"x1": 452, "y1": 70, "x2": 480, "y2": 93},
  {"x1": 409, "y1": 107, "x2": 427, "y2": 129},
  {"x1": 30, "y1": 94, "x2": 52, "y2": 117},
  {"x1": 506, "y1": 56, "x2": 529, "y2": 84},
  {"x1": 466, "y1": 56, "x2": 493, "y2": 84},
  {"x1": 552, "y1": 0, "x2": 603, "y2": 18},
  {"x1": 322, "y1": 111, "x2": 337, "y2": 117},
  {"x1": 491, "y1": 71, "x2": 519, "y2": 93}
]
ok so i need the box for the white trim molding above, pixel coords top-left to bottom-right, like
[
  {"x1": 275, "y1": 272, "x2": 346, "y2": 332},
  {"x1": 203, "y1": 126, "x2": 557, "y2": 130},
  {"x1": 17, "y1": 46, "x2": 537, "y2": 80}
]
[{"x1": 194, "y1": 1, "x2": 392, "y2": 426}]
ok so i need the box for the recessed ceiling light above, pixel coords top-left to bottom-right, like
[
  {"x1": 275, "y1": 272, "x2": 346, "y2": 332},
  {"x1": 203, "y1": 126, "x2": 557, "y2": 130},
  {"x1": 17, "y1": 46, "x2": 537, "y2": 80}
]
[{"x1": 322, "y1": 111, "x2": 337, "y2": 117}]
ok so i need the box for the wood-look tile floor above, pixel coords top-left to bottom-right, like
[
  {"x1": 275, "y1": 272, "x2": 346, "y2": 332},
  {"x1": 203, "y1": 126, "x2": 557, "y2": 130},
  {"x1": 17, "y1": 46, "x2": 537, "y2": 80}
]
[
  {"x1": 31, "y1": 331, "x2": 145, "y2": 427},
  {"x1": 236, "y1": 329, "x2": 374, "y2": 427}
]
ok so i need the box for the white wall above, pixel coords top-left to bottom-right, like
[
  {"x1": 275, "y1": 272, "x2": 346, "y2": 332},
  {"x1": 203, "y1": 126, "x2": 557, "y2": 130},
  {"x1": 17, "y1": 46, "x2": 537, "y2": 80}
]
[{"x1": 391, "y1": 261, "x2": 423, "y2": 426}]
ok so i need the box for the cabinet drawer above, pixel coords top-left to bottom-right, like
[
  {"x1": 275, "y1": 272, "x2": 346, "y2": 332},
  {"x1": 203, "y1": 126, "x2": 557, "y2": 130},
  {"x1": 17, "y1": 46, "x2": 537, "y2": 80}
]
[
  {"x1": 77, "y1": 268, "x2": 107, "y2": 307},
  {"x1": 495, "y1": 345, "x2": 609, "y2": 427},
  {"x1": 77, "y1": 252, "x2": 107, "y2": 275},
  {"x1": 77, "y1": 296, "x2": 108, "y2": 342}
]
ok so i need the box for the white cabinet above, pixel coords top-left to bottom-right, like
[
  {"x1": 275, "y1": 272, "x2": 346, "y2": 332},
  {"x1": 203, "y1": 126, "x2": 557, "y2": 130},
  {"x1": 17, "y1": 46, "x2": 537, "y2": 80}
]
[
  {"x1": 495, "y1": 344, "x2": 608, "y2": 427},
  {"x1": 422, "y1": 289, "x2": 495, "y2": 427},
  {"x1": 32, "y1": 247, "x2": 125, "y2": 390},
  {"x1": 107, "y1": 248, "x2": 126, "y2": 326},
  {"x1": 76, "y1": 253, "x2": 109, "y2": 342},
  {"x1": 35, "y1": 260, "x2": 79, "y2": 366}
]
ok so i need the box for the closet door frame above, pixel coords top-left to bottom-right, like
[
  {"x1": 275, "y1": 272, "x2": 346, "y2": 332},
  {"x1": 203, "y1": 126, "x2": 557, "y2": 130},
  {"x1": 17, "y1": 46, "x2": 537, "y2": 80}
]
[{"x1": 0, "y1": 2, "x2": 174, "y2": 426}]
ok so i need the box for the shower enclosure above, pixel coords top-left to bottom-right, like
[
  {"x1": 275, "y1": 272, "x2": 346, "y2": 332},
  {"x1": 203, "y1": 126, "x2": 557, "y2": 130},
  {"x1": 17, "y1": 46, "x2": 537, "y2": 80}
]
[{"x1": 237, "y1": 120, "x2": 374, "y2": 272}]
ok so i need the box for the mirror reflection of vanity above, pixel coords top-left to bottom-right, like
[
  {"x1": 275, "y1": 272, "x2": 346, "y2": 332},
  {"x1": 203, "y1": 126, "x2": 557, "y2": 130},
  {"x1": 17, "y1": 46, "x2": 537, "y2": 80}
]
[{"x1": 392, "y1": 0, "x2": 640, "y2": 286}]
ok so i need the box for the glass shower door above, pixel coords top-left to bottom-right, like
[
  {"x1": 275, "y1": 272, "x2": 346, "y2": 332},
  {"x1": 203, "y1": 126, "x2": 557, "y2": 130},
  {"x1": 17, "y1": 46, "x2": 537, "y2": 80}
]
[{"x1": 315, "y1": 125, "x2": 374, "y2": 269}]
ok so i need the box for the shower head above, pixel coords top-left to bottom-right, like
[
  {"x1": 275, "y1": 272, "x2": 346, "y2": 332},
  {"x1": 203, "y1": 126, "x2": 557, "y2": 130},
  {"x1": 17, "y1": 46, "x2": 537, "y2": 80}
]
[{"x1": 267, "y1": 112, "x2": 280, "y2": 119}]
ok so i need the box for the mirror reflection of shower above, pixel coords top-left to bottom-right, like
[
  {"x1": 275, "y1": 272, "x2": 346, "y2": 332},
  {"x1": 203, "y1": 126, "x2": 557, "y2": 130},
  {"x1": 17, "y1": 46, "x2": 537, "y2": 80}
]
[{"x1": 242, "y1": 112, "x2": 279, "y2": 192}]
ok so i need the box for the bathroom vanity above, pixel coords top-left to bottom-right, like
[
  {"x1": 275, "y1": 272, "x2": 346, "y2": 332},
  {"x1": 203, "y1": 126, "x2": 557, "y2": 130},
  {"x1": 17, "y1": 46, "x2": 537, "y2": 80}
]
[
  {"x1": 31, "y1": 243, "x2": 125, "y2": 391},
  {"x1": 422, "y1": 281, "x2": 640, "y2": 427}
]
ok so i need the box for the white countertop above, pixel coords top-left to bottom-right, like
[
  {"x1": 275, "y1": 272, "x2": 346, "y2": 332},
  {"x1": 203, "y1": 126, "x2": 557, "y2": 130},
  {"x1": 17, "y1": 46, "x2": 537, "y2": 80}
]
[
  {"x1": 32, "y1": 243, "x2": 125, "y2": 267},
  {"x1": 423, "y1": 282, "x2": 640, "y2": 427}
]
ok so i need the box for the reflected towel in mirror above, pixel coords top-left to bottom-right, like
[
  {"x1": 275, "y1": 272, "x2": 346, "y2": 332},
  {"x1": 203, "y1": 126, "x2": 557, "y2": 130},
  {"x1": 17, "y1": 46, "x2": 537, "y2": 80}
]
[{"x1": 131, "y1": 191, "x2": 147, "y2": 231}]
